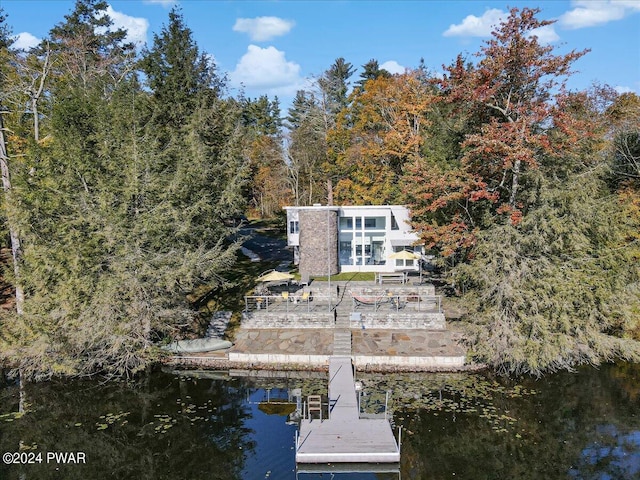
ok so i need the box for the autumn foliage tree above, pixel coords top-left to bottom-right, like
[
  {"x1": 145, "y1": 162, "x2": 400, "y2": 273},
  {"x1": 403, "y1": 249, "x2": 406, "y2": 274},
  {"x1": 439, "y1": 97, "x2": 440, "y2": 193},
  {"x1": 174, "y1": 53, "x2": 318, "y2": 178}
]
[
  {"x1": 408, "y1": 8, "x2": 588, "y2": 257},
  {"x1": 327, "y1": 71, "x2": 437, "y2": 204},
  {"x1": 405, "y1": 8, "x2": 640, "y2": 376},
  {"x1": 453, "y1": 84, "x2": 640, "y2": 376}
]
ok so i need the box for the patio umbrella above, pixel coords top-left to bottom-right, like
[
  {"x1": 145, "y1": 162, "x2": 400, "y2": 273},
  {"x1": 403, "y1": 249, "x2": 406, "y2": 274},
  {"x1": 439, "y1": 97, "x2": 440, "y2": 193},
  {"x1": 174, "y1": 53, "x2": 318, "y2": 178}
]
[
  {"x1": 256, "y1": 270, "x2": 295, "y2": 282},
  {"x1": 388, "y1": 250, "x2": 420, "y2": 260},
  {"x1": 388, "y1": 250, "x2": 423, "y2": 283}
]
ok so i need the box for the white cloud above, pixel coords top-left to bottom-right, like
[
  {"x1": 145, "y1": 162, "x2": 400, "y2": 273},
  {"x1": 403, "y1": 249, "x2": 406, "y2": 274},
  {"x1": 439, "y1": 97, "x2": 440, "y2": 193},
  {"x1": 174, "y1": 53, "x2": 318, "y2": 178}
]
[
  {"x1": 230, "y1": 45, "x2": 303, "y2": 93},
  {"x1": 12, "y1": 32, "x2": 40, "y2": 51},
  {"x1": 233, "y1": 16, "x2": 294, "y2": 42},
  {"x1": 12, "y1": 6, "x2": 149, "y2": 51},
  {"x1": 380, "y1": 60, "x2": 405, "y2": 75},
  {"x1": 614, "y1": 85, "x2": 635, "y2": 94},
  {"x1": 529, "y1": 24, "x2": 560, "y2": 44},
  {"x1": 560, "y1": 0, "x2": 640, "y2": 29},
  {"x1": 143, "y1": 0, "x2": 177, "y2": 7},
  {"x1": 105, "y1": 5, "x2": 149, "y2": 45},
  {"x1": 443, "y1": 8, "x2": 506, "y2": 37}
]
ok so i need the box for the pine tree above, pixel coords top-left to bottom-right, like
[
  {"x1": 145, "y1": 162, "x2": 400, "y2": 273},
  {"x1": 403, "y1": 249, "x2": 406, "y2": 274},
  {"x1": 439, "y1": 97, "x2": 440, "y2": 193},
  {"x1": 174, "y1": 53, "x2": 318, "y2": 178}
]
[
  {"x1": 1, "y1": 2, "x2": 247, "y2": 379},
  {"x1": 318, "y1": 57, "x2": 355, "y2": 120},
  {"x1": 285, "y1": 90, "x2": 328, "y2": 205},
  {"x1": 140, "y1": 7, "x2": 220, "y2": 131},
  {"x1": 457, "y1": 168, "x2": 640, "y2": 376},
  {"x1": 356, "y1": 59, "x2": 390, "y2": 89}
]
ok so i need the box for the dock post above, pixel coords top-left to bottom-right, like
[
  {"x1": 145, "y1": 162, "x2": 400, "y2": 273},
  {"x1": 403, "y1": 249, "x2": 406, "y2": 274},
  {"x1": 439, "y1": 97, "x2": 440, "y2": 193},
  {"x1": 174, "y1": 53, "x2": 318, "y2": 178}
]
[{"x1": 385, "y1": 391, "x2": 390, "y2": 420}]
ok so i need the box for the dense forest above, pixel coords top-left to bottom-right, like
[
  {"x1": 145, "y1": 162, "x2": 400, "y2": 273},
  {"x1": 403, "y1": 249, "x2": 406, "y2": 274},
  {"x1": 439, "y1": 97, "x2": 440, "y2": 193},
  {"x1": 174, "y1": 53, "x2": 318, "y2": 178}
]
[{"x1": 0, "y1": 1, "x2": 638, "y2": 379}]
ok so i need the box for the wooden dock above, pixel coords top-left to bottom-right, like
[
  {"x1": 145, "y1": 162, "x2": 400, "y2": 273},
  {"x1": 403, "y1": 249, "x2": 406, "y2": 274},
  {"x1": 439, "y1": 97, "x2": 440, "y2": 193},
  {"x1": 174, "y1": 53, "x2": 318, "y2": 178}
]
[{"x1": 295, "y1": 356, "x2": 401, "y2": 464}]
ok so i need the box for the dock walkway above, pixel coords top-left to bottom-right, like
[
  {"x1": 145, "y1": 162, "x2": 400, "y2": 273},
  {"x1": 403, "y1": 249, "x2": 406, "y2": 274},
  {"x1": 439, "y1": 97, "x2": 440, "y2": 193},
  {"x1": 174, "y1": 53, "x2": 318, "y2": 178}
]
[{"x1": 295, "y1": 329, "x2": 400, "y2": 464}]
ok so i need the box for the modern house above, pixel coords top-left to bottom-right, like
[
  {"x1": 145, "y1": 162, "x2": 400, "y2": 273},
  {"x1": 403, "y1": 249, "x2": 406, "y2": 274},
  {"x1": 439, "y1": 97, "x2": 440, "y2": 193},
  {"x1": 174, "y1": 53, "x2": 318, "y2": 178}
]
[{"x1": 284, "y1": 205, "x2": 423, "y2": 279}]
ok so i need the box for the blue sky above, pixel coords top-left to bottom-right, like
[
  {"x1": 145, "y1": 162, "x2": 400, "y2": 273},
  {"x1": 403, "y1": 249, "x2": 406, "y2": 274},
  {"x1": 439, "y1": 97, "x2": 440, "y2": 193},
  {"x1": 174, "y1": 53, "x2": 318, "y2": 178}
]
[{"x1": 2, "y1": 0, "x2": 639, "y2": 110}]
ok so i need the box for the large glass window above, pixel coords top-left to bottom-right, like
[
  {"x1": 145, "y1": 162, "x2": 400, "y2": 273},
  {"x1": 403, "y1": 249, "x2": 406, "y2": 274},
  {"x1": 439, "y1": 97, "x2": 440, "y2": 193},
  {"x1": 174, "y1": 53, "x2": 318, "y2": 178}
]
[
  {"x1": 368, "y1": 235, "x2": 385, "y2": 264},
  {"x1": 354, "y1": 235, "x2": 364, "y2": 265},
  {"x1": 338, "y1": 213, "x2": 392, "y2": 267},
  {"x1": 339, "y1": 217, "x2": 353, "y2": 229},
  {"x1": 364, "y1": 216, "x2": 385, "y2": 230},
  {"x1": 339, "y1": 233, "x2": 352, "y2": 266}
]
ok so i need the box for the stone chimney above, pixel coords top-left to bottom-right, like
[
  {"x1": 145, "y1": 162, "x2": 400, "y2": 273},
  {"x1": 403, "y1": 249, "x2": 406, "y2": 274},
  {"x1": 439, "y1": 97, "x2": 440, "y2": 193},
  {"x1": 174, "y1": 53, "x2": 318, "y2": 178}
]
[{"x1": 298, "y1": 207, "x2": 339, "y2": 279}]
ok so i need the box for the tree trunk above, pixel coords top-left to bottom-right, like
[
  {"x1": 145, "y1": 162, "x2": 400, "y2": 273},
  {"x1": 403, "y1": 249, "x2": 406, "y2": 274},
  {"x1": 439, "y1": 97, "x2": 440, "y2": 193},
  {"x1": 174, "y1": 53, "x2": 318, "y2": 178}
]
[
  {"x1": 509, "y1": 158, "x2": 521, "y2": 208},
  {"x1": 28, "y1": 44, "x2": 51, "y2": 143},
  {"x1": 0, "y1": 112, "x2": 25, "y2": 314}
]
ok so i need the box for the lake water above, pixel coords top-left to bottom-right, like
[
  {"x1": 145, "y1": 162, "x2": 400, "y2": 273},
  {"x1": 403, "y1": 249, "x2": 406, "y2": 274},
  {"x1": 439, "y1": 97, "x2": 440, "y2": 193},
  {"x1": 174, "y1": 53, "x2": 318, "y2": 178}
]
[{"x1": 1, "y1": 363, "x2": 639, "y2": 479}]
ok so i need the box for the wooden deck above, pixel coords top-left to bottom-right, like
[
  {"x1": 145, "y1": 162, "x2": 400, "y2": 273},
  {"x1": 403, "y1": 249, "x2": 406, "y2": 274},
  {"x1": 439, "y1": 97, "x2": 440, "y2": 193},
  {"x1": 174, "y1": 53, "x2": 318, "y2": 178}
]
[{"x1": 295, "y1": 356, "x2": 400, "y2": 464}]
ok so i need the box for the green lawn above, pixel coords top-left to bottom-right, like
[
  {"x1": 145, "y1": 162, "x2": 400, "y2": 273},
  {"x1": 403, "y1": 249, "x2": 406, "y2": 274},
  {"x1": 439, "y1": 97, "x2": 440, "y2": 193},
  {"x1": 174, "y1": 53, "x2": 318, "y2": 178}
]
[{"x1": 310, "y1": 272, "x2": 375, "y2": 282}]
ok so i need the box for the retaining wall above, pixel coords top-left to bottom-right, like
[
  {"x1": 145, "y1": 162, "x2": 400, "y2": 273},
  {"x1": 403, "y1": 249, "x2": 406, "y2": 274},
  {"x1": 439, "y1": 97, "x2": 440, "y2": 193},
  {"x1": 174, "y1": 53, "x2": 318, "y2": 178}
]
[
  {"x1": 350, "y1": 312, "x2": 446, "y2": 330},
  {"x1": 242, "y1": 311, "x2": 334, "y2": 329},
  {"x1": 353, "y1": 354, "x2": 465, "y2": 368},
  {"x1": 226, "y1": 352, "x2": 465, "y2": 369}
]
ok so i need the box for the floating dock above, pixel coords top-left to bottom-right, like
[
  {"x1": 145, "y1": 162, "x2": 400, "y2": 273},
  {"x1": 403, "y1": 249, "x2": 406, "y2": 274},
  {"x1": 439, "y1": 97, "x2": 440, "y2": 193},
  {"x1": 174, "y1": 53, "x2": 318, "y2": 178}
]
[{"x1": 295, "y1": 356, "x2": 401, "y2": 464}]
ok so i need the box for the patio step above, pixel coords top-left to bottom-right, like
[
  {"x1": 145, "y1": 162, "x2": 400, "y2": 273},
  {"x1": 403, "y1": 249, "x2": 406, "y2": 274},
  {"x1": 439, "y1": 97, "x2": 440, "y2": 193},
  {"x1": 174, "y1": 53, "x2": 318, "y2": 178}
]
[
  {"x1": 333, "y1": 329, "x2": 352, "y2": 356},
  {"x1": 335, "y1": 312, "x2": 351, "y2": 329}
]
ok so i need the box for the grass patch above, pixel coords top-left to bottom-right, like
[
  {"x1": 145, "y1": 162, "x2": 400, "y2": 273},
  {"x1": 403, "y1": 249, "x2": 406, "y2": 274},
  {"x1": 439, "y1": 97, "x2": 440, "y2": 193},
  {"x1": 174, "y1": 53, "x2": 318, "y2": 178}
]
[{"x1": 311, "y1": 272, "x2": 375, "y2": 282}]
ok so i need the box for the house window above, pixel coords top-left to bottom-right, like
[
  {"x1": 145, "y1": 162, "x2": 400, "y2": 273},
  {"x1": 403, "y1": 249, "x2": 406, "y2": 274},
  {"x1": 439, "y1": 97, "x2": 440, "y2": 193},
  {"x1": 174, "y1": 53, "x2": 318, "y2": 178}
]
[
  {"x1": 339, "y1": 217, "x2": 353, "y2": 229},
  {"x1": 364, "y1": 217, "x2": 385, "y2": 230},
  {"x1": 355, "y1": 217, "x2": 362, "y2": 229},
  {"x1": 289, "y1": 221, "x2": 299, "y2": 234},
  {"x1": 339, "y1": 234, "x2": 352, "y2": 266},
  {"x1": 391, "y1": 214, "x2": 399, "y2": 230}
]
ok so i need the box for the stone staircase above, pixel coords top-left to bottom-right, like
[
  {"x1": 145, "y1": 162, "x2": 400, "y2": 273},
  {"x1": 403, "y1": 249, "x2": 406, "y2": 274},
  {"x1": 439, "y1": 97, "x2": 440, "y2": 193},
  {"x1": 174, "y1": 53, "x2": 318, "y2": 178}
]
[{"x1": 333, "y1": 310, "x2": 352, "y2": 356}]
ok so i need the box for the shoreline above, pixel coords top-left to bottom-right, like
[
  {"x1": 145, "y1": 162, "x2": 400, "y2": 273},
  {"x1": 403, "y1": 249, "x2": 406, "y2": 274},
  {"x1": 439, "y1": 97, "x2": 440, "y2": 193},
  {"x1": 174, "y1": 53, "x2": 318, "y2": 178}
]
[{"x1": 162, "y1": 354, "x2": 487, "y2": 374}]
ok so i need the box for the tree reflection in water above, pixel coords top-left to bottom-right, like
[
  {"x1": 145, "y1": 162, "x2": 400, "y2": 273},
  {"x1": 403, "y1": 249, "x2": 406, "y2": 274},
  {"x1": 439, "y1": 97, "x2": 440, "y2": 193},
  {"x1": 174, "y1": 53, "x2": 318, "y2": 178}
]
[
  {"x1": 1, "y1": 363, "x2": 639, "y2": 480},
  {"x1": 0, "y1": 370, "x2": 253, "y2": 480}
]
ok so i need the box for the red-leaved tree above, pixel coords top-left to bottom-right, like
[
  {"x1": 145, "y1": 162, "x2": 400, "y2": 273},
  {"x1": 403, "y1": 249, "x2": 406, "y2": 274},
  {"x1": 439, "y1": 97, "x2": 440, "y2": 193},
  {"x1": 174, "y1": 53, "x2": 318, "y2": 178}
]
[{"x1": 407, "y1": 7, "x2": 588, "y2": 258}]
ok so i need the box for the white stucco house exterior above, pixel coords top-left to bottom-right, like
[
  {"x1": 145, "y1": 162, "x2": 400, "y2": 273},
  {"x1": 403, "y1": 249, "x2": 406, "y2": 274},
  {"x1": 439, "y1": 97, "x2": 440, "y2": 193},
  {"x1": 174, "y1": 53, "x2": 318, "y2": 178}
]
[{"x1": 284, "y1": 205, "x2": 423, "y2": 275}]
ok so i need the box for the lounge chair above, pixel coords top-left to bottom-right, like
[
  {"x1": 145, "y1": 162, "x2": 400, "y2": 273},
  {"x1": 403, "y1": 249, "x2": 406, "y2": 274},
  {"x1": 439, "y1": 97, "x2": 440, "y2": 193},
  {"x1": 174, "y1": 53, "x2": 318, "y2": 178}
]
[{"x1": 350, "y1": 290, "x2": 389, "y2": 309}]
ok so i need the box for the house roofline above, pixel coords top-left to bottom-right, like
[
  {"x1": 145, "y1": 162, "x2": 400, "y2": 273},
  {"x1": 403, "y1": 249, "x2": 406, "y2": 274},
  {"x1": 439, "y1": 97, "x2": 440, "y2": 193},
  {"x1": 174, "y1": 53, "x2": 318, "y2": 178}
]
[{"x1": 283, "y1": 204, "x2": 409, "y2": 211}]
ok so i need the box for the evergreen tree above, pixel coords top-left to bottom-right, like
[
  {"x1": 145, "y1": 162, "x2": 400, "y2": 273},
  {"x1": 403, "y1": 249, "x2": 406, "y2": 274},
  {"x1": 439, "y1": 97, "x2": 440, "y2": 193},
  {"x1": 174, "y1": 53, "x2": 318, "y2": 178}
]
[
  {"x1": 241, "y1": 95, "x2": 282, "y2": 136},
  {"x1": 1, "y1": 2, "x2": 247, "y2": 379},
  {"x1": 318, "y1": 57, "x2": 355, "y2": 120},
  {"x1": 285, "y1": 90, "x2": 327, "y2": 205},
  {"x1": 140, "y1": 7, "x2": 220, "y2": 131},
  {"x1": 286, "y1": 90, "x2": 318, "y2": 130},
  {"x1": 457, "y1": 169, "x2": 640, "y2": 376},
  {"x1": 0, "y1": 9, "x2": 26, "y2": 317},
  {"x1": 0, "y1": 8, "x2": 12, "y2": 49},
  {"x1": 356, "y1": 59, "x2": 390, "y2": 89}
]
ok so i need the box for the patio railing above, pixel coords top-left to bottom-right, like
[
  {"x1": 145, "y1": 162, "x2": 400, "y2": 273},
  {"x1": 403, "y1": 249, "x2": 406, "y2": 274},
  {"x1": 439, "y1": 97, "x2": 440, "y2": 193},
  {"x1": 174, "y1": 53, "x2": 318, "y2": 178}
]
[
  {"x1": 350, "y1": 293, "x2": 442, "y2": 312},
  {"x1": 244, "y1": 293, "x2": 332, "y2": 313},
  {"x1": 244, "y1": 292, "x2": 441, "y2": 314}
]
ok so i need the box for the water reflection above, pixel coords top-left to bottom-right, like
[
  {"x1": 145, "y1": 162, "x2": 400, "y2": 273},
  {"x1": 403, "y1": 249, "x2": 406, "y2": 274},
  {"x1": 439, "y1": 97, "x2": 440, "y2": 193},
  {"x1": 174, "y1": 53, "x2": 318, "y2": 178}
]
[
  {"x1": 569, "y1": 426, "x2": 640, "y2": 479},
  {"x1": 1, "y1": 363, "x2": 639, "y2": 479}
]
